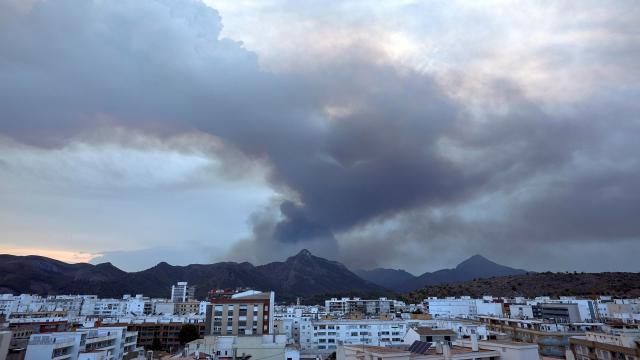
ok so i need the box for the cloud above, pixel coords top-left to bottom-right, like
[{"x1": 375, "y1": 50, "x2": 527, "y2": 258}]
[
  {"x1": 1, "y1": 0, "x2": 639, "y2": 272},
  {"x1": 0, "y1": 247, "x2": 101, "y2": 264}
]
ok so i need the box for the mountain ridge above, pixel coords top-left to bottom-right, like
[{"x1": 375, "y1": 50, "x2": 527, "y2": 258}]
[
  {"x1": 0, "y1": 250, "x2": 387, "y2": 301},
  {"x1": 357, "y1": 254, "x2": 529, "y2": 292},
  {"x1": 402, "y1": 272, "x2": 640, "y2": 301}
]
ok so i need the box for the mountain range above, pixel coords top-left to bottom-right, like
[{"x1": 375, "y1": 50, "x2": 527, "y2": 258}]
[
  {"x1": 402, "y1": 271, "x2": 640, "y2": 301},
  {"x1": 0, "y1": 250, "x2": 388, "y2": 302},
  {"x1": 0, "y1": 250, "x2": 527, "y2": 301},
  {"x1": 355, "y1": 254, "x2": 529, "y2": 292}
]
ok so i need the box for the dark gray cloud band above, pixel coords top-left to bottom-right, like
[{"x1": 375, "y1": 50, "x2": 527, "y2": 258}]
[{"x1": 1, "y1": 0, "x2": 639, "y2": 271}]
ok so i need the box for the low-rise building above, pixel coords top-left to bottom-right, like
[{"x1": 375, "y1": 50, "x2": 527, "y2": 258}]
[
  {"x1": 478, "y1": 316, "x2": 602, "y2": 359},
  {"x1": 24, "y1": 327, "x2": 140, "y2": 360},
  {"x1": 456, "y1": 337, "x2": 539, "y2": 360},
  {"x1": 534, "y1": 304, "x2": 582, "y2": 324},
  {"x1": 300, "y1": 319, "x2": 408, "y2": 352},
  {"x1": 325, "y1": 298, "x2": 397, "y2": 317},
  {"x1": 101, "y1": 322, "x2": 205, "y2": 352},
  {"x1": 185, "y1": 334, "x2": 299, "y2": 360},
  {"x1": 0, "y1": 330, "x2": 11, "y2": 360},
  {"x1": 338, "y1": 341, "x2": 500, "y2": 360},
  {"x1": 569, "y1": 329, "x2": 640, "y2": 360}
]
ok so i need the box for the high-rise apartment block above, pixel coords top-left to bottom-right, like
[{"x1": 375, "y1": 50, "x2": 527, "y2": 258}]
[{"x1": 171, "y1": 282, "x2": 196, "y2": 303}]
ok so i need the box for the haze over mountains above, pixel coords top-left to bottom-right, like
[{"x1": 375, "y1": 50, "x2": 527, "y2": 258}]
[{"x1": 355, "y1": 255, "x2": 528, "y2": 292}]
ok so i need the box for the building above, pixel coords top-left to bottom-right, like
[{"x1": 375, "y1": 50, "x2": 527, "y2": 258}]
[
  {"x1": 456, "y1": 337, "x2": 539, "y2": 360},
  {"x1": 205, "y1": 290, "x2": 275, "y2": 336},
  {"x1": 325, "y1": 298, "x2": 396, "y2": 317},
  {"x1": 184, "y1": 334, "x2": 299, "y2": 360},
  {"x1": 24, "y1": 327, "x2": 139, "y2": 360},
  {"x1": 510, "y1": 305, "x2": 535, "y2": 320},
  {"x1": 101, "y1": 322, "x2": 206, "y2": 352},
  {"x1": 478, "y1": 316, "x2": 598, "y2": 359},
  {"x1": 171, "y1": 282, "x2": 196, "y2": 303},
  {"x1": 534, "y1": 304, "x2": 582, "y2": 323},
  {"x1": 415, "y1": 327, "x2": 458, "y2": 344},
  {"x1": 174, "y1": 301, "x2": 202, "y2": 316},
  {"x1": 0, "y1": 331, "x2": 10, "y2": 360},
  {"x1": 569, "y1": 329, "x2": 640, "y2": 360},
  {"x1": 424, "y1": 298, "x2": 503, "y2": 318},
  {"x1": 299, "y1": 319, "x2": 408, "y2": 352},
  {"x1": 337, "y1": 341, "x2": 500, "y2": 360}
]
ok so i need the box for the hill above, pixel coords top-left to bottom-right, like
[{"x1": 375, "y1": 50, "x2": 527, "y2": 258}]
[
  {"x1": 359, "y1": 255, "x2": 528, "y2": 292},
  {"x1": 402, "y1": 271, "x2": 640, "y2": 302}
]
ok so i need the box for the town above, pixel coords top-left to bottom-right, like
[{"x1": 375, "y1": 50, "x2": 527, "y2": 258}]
[{"x1": 1, "y1": 283, "x2": 638, "y2": 360}]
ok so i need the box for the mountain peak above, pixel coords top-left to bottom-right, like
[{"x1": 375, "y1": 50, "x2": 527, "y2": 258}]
[
  {"x1": 456, "y1": 254, "x2": 493, "y2": 268},
  {"x1": 284, "y1": 249, "x2": 318, "y2": 263},
  {"x1": 458, "y1": 254, "x2": 493, "y2": 266},
  {"x1": 296, "y1": 249, "x2": 313, "y2": 257}
]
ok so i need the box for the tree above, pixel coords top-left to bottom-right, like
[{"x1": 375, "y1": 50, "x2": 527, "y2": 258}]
[
  {"x1": 179, "y1": 324, "x2": 201, "y2": 345},
  {"x1": 151, "y1": 337, "x2": 162, "y2": 351},
  {"x1": 327, "y1": 352, "x2": 336, "y2": 360}
]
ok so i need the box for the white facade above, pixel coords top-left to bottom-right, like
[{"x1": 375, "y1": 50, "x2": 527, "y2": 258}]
[
  {"x1": 24, "y1": 327, "x2": 139, "y2": 360},
  {"x1": 509, "y1": 305, "x2": 534, "y2": 319},
  {"x1": 185, "y1": 334, "x2": 298, "y2": 360},
  {"x1": 300, "y1": 319, "x2": 407, "y2": 352},
  {"x1": 424, "y1": 298, "x2": 503, "y2": 318},
  {"x1": 153, "y1": 301, "x2": 175, "y2": 315},
  {"x1": 325, "y1": 298, "x2": 397, "y2": 316}
]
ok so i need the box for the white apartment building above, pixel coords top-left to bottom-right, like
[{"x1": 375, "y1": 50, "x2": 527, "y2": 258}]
[
  {"x1": 81, "y1": 298, "x2": 128, "y2": 317},
  {"x1": 171, "y1": 282, "x2": 196, "y2": 303},
  {"x1": 424, "y1": 298, "x2": 503, "y2": 318},
  {"x1": 273, "y1": 305, "x2": 322, "y2": 344},
  {"x1": 24, "y1": 327, "x2": 139, "y2": 360},
  {"x1": 185, "y1": 334, "x2": 299, "y2": 360},
  {"x1": 325, "y1": 298, "x2": 397, "y2": 316},
  {"x1": 299, "y1": 319, "x2": 408, "y2": 352},
  {"x1": 509, "y1": 304, "x2": 535, "y2": 319}
]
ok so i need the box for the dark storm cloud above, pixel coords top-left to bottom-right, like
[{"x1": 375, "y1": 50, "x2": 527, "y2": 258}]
[{"x1": 1, "y1": 0, "x2": 639, "y2": 270}]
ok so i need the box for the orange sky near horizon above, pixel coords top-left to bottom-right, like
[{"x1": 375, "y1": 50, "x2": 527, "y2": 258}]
[{"x1": 0, "y1": 247, "x2": 101, "y2": 264}]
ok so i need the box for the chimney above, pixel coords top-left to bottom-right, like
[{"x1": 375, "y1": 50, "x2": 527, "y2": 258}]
[
  {"x1": 435, "y1": 342, "x2": 443, "y2": 354},
  {"x1": 443, "y1": 343, "x2": 451, "y2": 360},
  {"x1": 471, "y1": 333, "x2": 479, "y2": 352}
]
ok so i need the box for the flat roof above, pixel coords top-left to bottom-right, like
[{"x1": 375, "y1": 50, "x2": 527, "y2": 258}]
[{"x1": 415, "y1": 327, "x2": 456, "y2": 336}]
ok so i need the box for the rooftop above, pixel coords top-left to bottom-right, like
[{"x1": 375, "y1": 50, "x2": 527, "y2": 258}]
[{"x1": 415, "y1": 327, "x2": 456, "y2": 336}]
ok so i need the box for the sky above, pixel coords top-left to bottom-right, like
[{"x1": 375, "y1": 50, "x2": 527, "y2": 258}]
[{"x1": 0, "y1": 0, "x2": 639, "y2": 274}]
